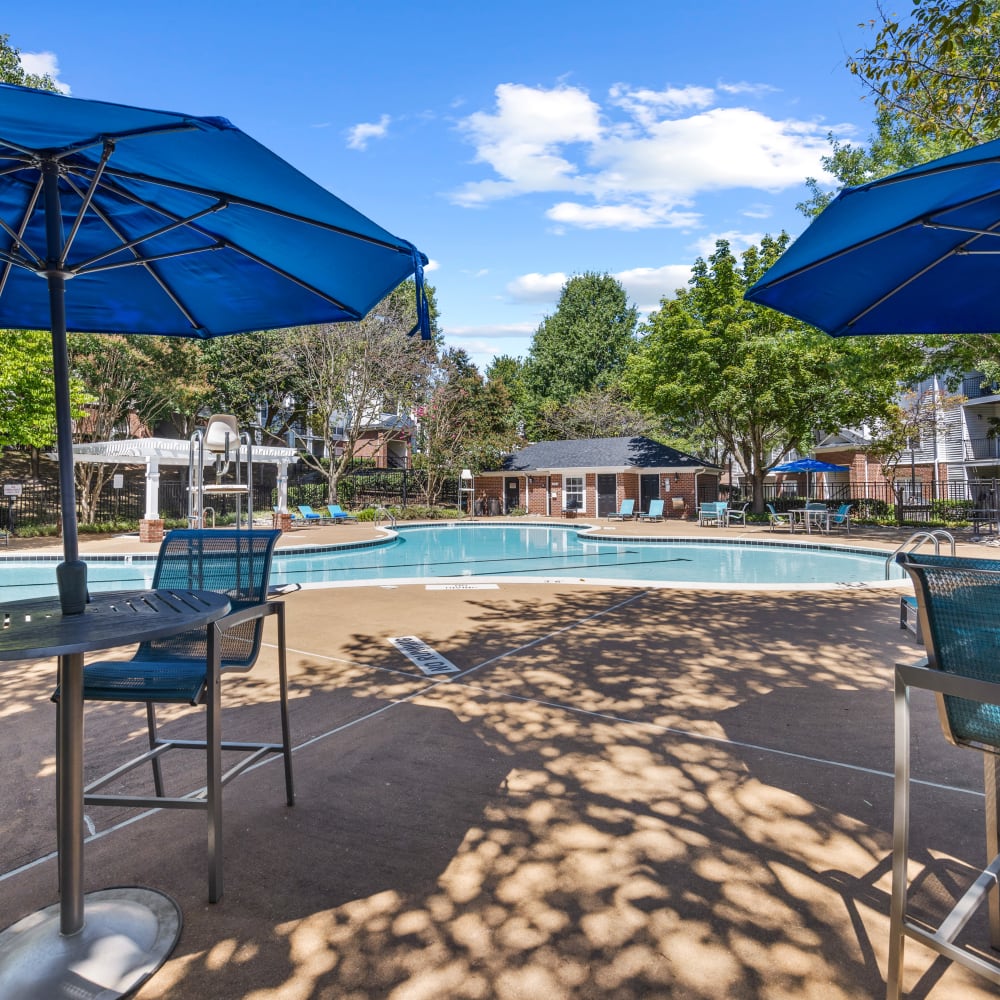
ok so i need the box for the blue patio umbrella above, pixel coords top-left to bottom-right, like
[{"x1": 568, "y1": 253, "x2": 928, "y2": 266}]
[
  {"x1": 744, "y1": 136, "x2": 1000, "y2": 336},
  {"x1": 0, "y1": 83, "x2": 429, "y2": 613},
  {"x1": 771, "y1": 458, "x2": 849, "y2": 473},
  {"x1": 0, "y1": 82, "x2": 428, "y2": 998},
  {"x1": 771, "y1": 458, "x2": 849, "y2": 499}
]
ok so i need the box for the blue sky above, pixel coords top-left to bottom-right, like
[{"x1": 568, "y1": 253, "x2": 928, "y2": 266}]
[{"x1": 7, "y1": 1, "x2": 880, "y2": 371}]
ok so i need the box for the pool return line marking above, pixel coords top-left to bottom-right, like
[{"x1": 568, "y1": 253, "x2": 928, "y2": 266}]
[{"x1": 388, "y1": 635, "x2": 459, "y2": 675}]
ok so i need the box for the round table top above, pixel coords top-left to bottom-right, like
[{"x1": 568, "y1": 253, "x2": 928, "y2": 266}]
[{"x1": 0, "y1": 589, "x2": 231, "y2": 660}]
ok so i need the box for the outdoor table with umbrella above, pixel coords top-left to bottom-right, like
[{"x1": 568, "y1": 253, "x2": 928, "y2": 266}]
[
  {"x1": 771, "y1": 457, "x2": 849, "y2": 530},
  {"x1": 0, "y1": 82, "x2": 429, "y2": 999},
  {"x1": 744, "y1": 138, "x2": 1000, "y2": 998}
]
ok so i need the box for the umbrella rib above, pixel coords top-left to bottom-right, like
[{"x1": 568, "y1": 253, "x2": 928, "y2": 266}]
[
  {"x1": 59, "y1": 144, "x2": 113, "y2": 265},
  {"x1": 61, "y1": 176, "x2": 204, "y2": 331},
  {"x1": 92, "y1": 162, "x2": 416, "y2": 256},
  {"x1": 844, "y1": 215, "x2": 1000, "y2": 331},
  {"x1": 62, "y1": 169, "x2": 361, "y2": 316},
  {"x1": 0, "y1": 174, "x2": 44, "y2": 281}
]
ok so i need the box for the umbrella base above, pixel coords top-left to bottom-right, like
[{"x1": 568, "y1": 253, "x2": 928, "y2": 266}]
[{"x1": 0, "y1": 887, "x2": 181, "y2": 999}]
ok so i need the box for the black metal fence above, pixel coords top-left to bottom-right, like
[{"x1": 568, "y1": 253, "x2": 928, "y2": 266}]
[{"x1": 0, "y1": 466, "x2": 463, "y2": 533}]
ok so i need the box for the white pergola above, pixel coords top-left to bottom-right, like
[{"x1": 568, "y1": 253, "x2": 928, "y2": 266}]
[{"x1": 68, "y1": 437, "x2": 298, "y2": 519}]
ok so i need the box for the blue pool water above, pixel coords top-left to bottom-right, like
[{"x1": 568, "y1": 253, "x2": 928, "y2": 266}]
[{"x1": 0, "y1": 524, "x2": 901, "y2": 601}]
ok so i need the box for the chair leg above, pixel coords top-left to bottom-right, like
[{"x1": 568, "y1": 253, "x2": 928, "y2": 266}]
[
  {"x1": 275, "y1": 603, "x2": 295, "y2": 806},
  {"x1": 206, "y1": 622, "x2": 224, "y2": 903},
  {"x1": 985, "y1": 754, "x2": 1000, "y2": 950},
  {"x1": 146, "y1": 702, "x2": 165, "y2": 798},
  {"x1": 887, "y1": 667, "x2": 912, "y2": 1000}
]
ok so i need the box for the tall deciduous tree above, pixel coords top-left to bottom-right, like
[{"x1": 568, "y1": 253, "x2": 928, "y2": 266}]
[
  {"x1": 625, "y1": 238, "x2": 925, "y2": 512},
  {"x1": 0, "y1": 33, "x2": 60, "y2": 91},
  {"x1": 290, "y1": 282, "x2": 435, "y2": 503},
  {"x1": 523, "y1": 273, "x2": 638, "y2": 431},
  {"x1": 848, "y1": 0, "x2": 1000, "y2": 145}
]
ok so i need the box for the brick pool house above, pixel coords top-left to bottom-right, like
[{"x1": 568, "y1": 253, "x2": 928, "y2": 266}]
[{"x1": 472, "y1": 436, "x2": 720, "y2": 518}]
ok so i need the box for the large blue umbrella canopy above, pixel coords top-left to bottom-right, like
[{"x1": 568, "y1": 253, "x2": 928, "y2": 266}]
[
  {"x1": 0, "y1": 83, "x2": 429, "y2": 611},
  {"x1": 772, "y1": 458, "x2": 849, "y2": 473},
  {"x1": 744, "y1": 137, "x2": 1000, "y2": 336}
]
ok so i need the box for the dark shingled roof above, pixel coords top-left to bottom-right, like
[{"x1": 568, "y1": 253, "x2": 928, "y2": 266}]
[{"x1": 493, "y1": 436, "x2": 718, "y2": 472}]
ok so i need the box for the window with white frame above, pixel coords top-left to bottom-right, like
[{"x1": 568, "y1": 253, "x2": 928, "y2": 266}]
[{"x1": 565, "y1": 476, "x2": 584, "y2": 511}]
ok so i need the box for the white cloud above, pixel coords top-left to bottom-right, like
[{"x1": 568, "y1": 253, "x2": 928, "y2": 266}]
[
  {"x1": 453, "y1": 83, "x2": 602, "y2": 206},
  {"x1": 689, "y1": 230, "x2": 764, "y2": 259},
  {"x1": 444, "y1": 322, "x2": 536, "y2": 339},
  {"x1": 505, "y1": 272, "x2": 568, "y2": 303},
  {"x1": 423, "y1": 258, "x2": 440, "y2": 272},
  {"x1": 451, "y1": 82, "x2": 837, "y2": 232},
  {"x1": 546, "y1": 201, "x2": 700, "y2": 231},
  {"x1": 614, "y1": 264, "x2": 692, "y2": 313},
  {"x1": 19, "y1": 52, "x2": 70, "y2": 94},
  {"x1": 346, "y1": 114, "x2": 391, "y2": 151}
]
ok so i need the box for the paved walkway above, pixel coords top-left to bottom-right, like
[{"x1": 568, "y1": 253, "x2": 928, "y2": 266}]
[{"x1": 1, "y1": 517, "x2": 997, "y2": 998}]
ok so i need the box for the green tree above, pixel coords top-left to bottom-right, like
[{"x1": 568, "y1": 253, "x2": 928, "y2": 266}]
[
  {"x1": 848, "y1": 0, "x2": 1000, "y2": 145},
  {"x1": 0, "y1": 330, "x2": 66, "y2": 449},
  {"x1": 523, "y1": 273, "x2": 638, "y2": 430},
  {"x1": 625, "y1": 238, "x2": 925, "y2": 512},
  {"x1": 535, "y1": 386, "x2": 657, "y2": 441},
  {"x1": 0, "y1": 33, "x2": 61, "y2": 91}
]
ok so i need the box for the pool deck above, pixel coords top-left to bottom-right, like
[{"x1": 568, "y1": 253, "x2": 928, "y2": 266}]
[{"x1": 3, "y1": 517, "x2": 1000, "y2": 997}]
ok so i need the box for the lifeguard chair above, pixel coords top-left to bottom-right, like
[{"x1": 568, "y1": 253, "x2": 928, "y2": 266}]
[{"x1": 188, "y1": 414, "x2": 254, "y2": 529}]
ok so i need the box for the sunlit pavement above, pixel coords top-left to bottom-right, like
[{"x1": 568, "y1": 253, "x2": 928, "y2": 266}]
[{"x1": 2, "y1": 519, "x2": 998, "y2": 998}]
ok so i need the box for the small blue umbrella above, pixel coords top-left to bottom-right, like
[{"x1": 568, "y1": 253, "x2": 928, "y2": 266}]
[
  {"x1": 0, "y1": 83, "x2": 430, "y2": 612},
  {"x1": 772, "y1": 458, "x2": 849, "y2": 473},
  {"x1": 744, "y1": 137, "x2": 1000, "y2": 336}
]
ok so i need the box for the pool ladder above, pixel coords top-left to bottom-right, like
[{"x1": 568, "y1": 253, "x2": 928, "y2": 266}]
[
  {"x1": 885, "y1": 529, "x2": 956, "y2": 578},
  {"x1": 374, "y1": 505, "x2": 396, "y2": 529}
]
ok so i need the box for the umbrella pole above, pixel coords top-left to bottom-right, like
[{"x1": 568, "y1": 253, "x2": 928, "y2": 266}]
[{"x1": 42, "y1": 163, "x2": 87, "y2": 615}]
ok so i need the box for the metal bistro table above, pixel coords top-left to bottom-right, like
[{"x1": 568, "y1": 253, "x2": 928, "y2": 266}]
[
  {"x1": 0, "y1": 587, "x2": 231, "y2": 1000},
  {"x1": 789, "y1": 507, "x2": 830, "y2": 534}
]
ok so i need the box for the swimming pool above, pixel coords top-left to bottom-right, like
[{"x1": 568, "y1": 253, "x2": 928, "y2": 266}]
[{"x1": 0, "y1": 523, "x2": 903, "y2": 600}]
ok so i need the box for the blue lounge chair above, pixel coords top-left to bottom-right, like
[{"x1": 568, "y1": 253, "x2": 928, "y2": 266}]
[
  {"x1": 67, "y1": 528, "x2": 293, "y2": 902},
  {"x1": 607, "y1": 498, "x2": 635, "y2": 520},
  {"x1": 830, "y1": 503, "x2": 852, "y2": 534},
  {"x1": 327, "y1": 504, "x2": 357, "y2": 522},
  {"x1": 638, "y1": 498, "x2": 664, "y2": 522},
  {"x1": 766, "y1": 503, "x2": 791, "y2": 532},
  {"x1": 297, "y1": 504, "x2": 325, "y2": 523},
  {"x1": 699, "y1": 501, "x2": 725, "y2": 526}
]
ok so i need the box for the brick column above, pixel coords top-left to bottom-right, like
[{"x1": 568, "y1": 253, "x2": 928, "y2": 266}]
[
  {"x1": 273, "y1": 512, "x2": 292, "y2": 533},
  {"x1": 139, "y1": 518, "x2": 164, "y2": 543}
]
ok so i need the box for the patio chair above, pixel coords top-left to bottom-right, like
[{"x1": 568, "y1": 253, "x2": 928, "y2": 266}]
[
  {"x1": 888, "y1": 552, "x2": 1000, "y2": 997},
  {"x1": 65, "y1": 528, "x2": 293, "y2": 903},
  {"x1": 699, "y1": 501, "x2": 725, "y2": 526},
  {"x1": 766, "y1": 503, "x2": 791, "y2": 532},
  {"x1": 607, "y1": 498, "x2": 635, "y2": 521},
  {"x1": 297, "y1": 504, "x2": 326, "y2": 524},
  {"x1": 327, "y1": 503, "x2": 357, "y2": 522},
  {"x1": 830, "y1": 503, "x2": 852, "y2": 534},
  {"x1": 725, "y1": 501, "x2": 750, "y2": 527},
  {"x1": 638, "y1": 498, "x2": 664, "y2": 522}
]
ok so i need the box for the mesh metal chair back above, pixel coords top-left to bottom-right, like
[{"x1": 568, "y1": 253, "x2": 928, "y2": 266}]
[
  {"x1": 132, "y1": 528, "x2": 279, "y2": 674},
  {"x1": 897, "y1": 552, "x2": 1000, "y2": 752}
]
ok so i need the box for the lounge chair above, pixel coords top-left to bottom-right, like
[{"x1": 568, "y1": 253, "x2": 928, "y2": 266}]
[
  {"x1": 830, "y1": 503, "x2": 852, "y2": 534},
  {"x1": 638, "y1": 498, "x2": 664, "y2": 522},
  {"x1": 327, "y1": 504, "x2": 357, "y2": 522},
  {"x1": 888, "y1": 553, "x2": 1000, "y2": 994},
  {"x1": 65, "y1": 528, "x2": 293, "y2": 903},
  {"x1": 607, "y1": 499, "x2": 635, "y2": 520},
  {"x1": 297, "y1": 504, "x2": 326, "y2": 524},
  {"x1": 766, "y1": 503, "x2": 791, "y2": 531},
  {"x1": 698, "y1": 501, "x2": 725, "y2": 526},
  {"x1": 725, "y1": 501, "x2": 750, "y2": 526}
]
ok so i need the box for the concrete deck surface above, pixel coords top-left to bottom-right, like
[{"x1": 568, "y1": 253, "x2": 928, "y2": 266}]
[{"x1": 2, "y1": 517, "x2": 1000, "y2": 998}]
